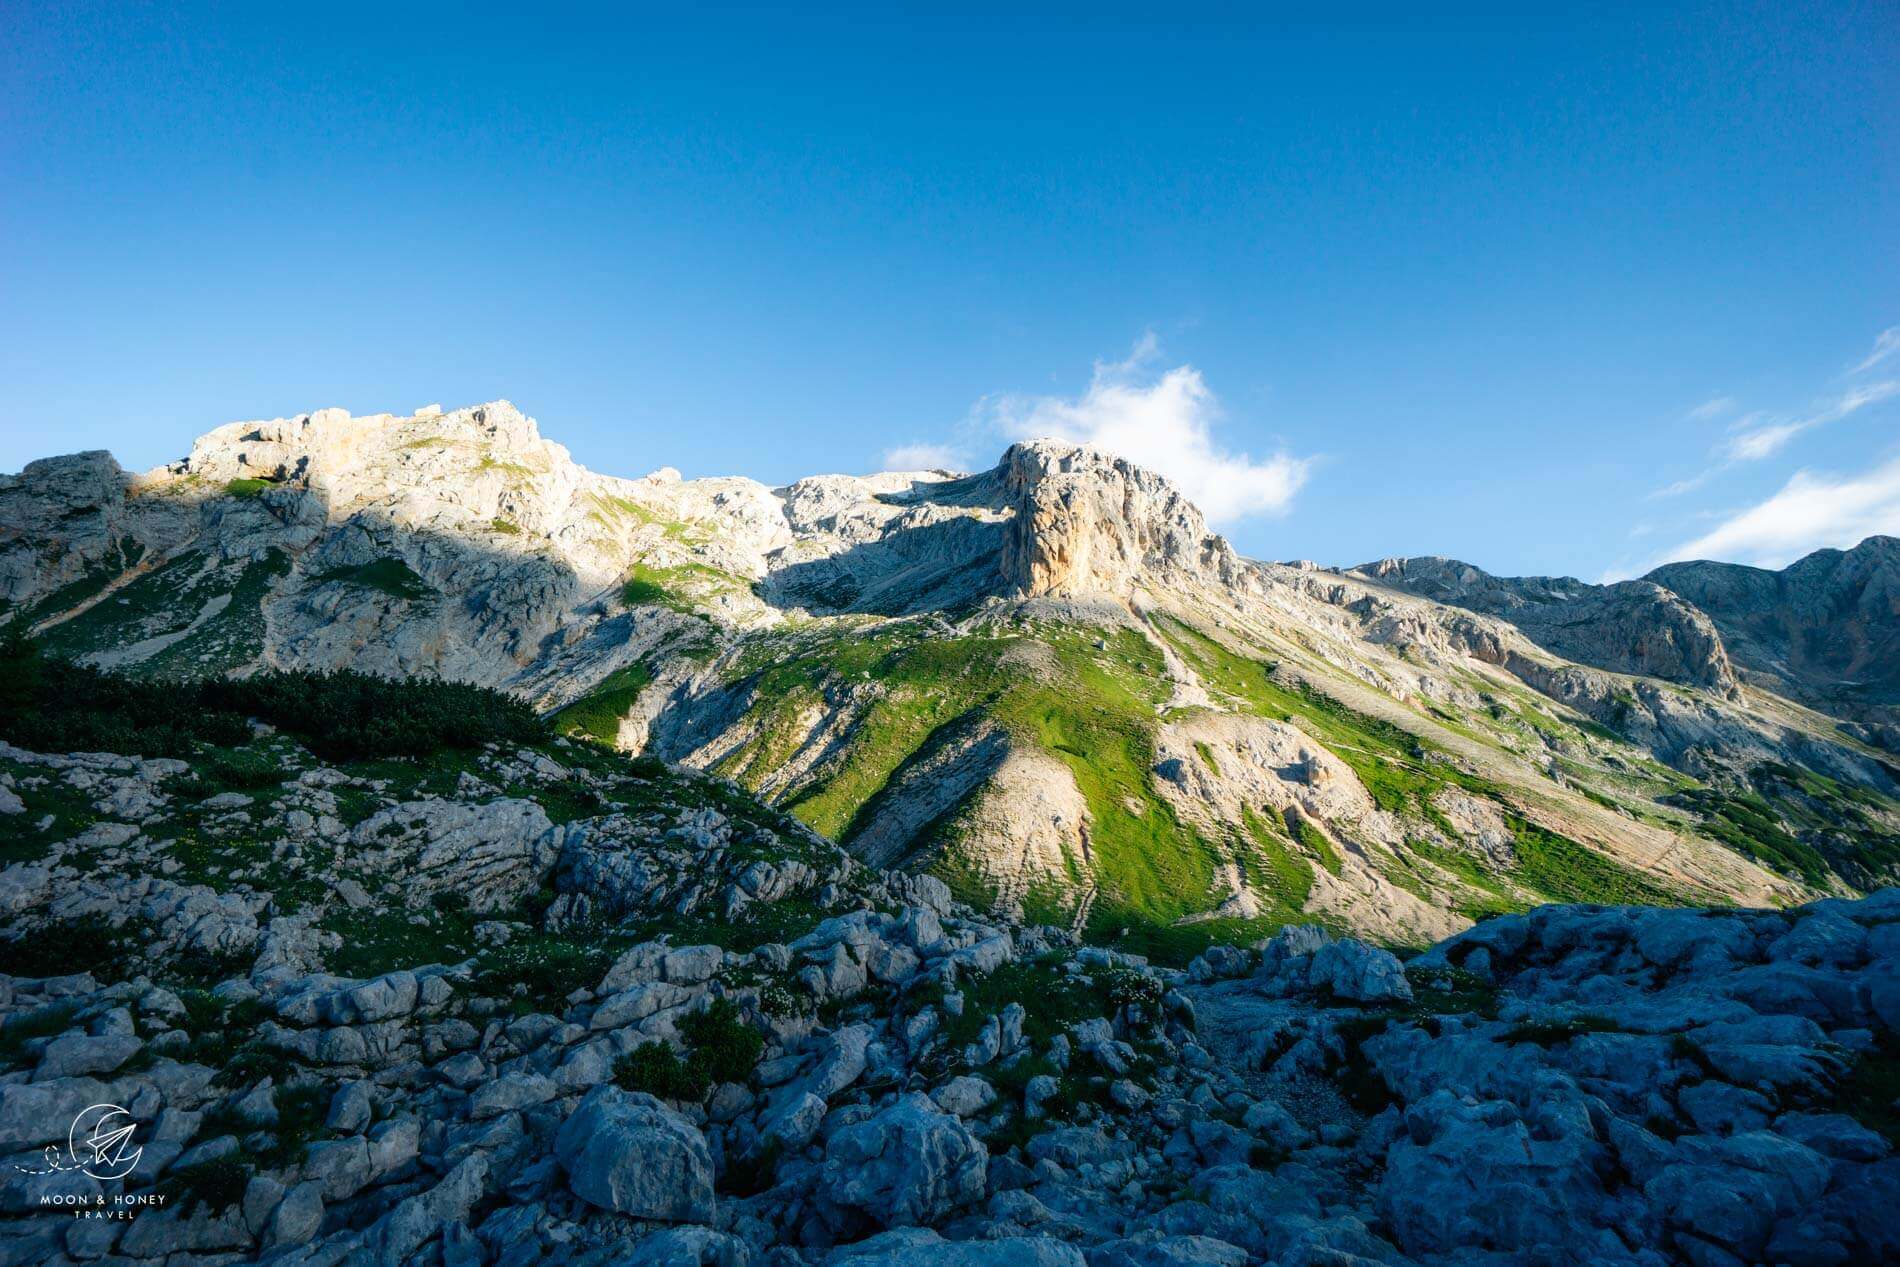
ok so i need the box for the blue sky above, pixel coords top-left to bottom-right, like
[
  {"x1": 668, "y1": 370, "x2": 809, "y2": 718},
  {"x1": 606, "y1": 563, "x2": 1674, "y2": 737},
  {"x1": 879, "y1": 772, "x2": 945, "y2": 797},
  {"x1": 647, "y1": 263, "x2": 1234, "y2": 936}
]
[{"x1": 3, "y1": 2, "x2": 1894, "y2": 579}]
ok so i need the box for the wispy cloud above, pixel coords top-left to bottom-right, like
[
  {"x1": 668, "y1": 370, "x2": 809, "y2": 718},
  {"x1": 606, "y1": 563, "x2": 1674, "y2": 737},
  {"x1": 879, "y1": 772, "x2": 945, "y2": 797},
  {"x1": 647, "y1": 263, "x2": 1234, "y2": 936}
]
[
  {"x1": 976, "y1": 335, "x2": 1313, "y2": 522},
  {"x1": 1720, "y1": 381, "x2": 1899, "y2": 463},
  {"x1": 1721, "y1": 420, "x2": 1803, "y2": 462},
  {"x1": 1647, "y1": 328, "x2": 1900, "y2": 500},
  {"x1": 1853, "y1": 326, "x2": 1900, "y2": 375},
  {"x1": 880, "y1": 442, "x2": 968, "y2": 471},
  {"x1": 1651, "y1": 454, "x2": 1900, "y2": 569},
  {"x1": 1648, "y1": 471, "x2": 1713, "y2": 500}
]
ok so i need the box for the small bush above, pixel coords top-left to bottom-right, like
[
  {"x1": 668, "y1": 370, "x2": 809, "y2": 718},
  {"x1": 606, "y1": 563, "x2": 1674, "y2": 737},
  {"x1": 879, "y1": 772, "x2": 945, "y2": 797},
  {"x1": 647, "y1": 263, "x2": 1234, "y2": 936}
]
[
  {"x1": 1501, "y1": 1014, "x2": 1624, "y2": 1047},
  {"x1": 198, "y1": 748, "x2": 287, "y2": 790},
  {"x1": 611, "y1": 1001, "x2": 765, "y2": 1102},
  {"x1": 679, "y1": 999, "x2": 765, "y2": 1085},
  {"x1": 0, "y1": 1002, "x2": 80, "y2": 1070},
  {"x1": 0, "y1": 920, "x2": 126, "y2": 980},
  {"x1": 159, "y1": 1157, "x2": 252, "y2": 1213},
  {"x1": 0, "y1": 631, "x2": 246, "y2": 757},
  {"x1": 615, "y1": 1041, "x2": 708, "y2": 1101}
]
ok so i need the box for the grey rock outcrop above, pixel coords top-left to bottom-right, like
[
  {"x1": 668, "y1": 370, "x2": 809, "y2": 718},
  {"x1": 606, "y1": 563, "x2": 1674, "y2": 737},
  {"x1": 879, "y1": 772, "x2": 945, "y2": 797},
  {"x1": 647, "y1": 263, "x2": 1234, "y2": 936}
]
[
  {"x1": 821, "y1": 1093, "x2": 990, "y2": 1229},
  {"x1": 555, "y1": 1086, "x2": 717, "y2": 1222}
]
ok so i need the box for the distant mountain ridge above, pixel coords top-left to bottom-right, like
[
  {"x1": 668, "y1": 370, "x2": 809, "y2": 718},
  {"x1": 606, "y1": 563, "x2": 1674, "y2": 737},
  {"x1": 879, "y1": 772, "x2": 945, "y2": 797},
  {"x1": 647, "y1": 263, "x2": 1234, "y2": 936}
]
[
  {"x1": 4, "y1": 401, "x2": 1897, "y2": 944},
  {"x1": 1650, "y1": 538, "x2": 1900, "y2": 730},
  {"x1": 1350, "y1": 538, "x2": 1900, "y2": 744}
]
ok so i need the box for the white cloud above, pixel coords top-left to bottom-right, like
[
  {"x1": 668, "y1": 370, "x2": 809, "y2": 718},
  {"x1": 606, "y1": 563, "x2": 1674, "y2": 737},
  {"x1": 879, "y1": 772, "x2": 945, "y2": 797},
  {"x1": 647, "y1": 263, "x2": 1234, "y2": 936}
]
[
  {"x1": 1720, "y1": 381, "x2": 1899, "y2": 463},
  {"x1": 978, "y1": 337, "x2": 1312, "y2": 522},
  {"x1": 1722, "y1": 421, "x2": 1804, "y2": 462},
  {"x1": 1648, "y1": 470, "x2": 1714, "y2": 500},
  {"x1": 1853, "y1": 326, "x2": 1900, "y2": 374},
  {"x1": 881, "y1": 442, "x2": 967, "y2": 471},
  {"x1": 1652, "y1": 454, "x2": 1900, "y2": 569},
  {"x1": 1646, "y1": 329, "x2": 1900, "y2": 498}
]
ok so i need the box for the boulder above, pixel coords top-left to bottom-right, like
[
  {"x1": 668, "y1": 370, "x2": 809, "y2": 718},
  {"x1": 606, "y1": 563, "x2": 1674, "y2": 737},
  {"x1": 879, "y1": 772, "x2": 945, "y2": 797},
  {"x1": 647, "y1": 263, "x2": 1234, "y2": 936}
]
[
  {"x1": 821, "y1": 1093, "x2": 988, "y2": 1228},
  {"x1": 1308, "y1": 940, "x2": 1412, "y2": 1003},
  {"x1": 555, "y1": 1086, "x2": 716, "y2": 1222}
]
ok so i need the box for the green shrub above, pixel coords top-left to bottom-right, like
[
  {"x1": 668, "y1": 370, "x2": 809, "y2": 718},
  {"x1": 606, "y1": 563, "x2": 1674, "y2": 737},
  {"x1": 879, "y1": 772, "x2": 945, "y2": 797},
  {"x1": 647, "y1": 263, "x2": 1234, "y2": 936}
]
[
  {"x1": 159, "y1": 1157, "x2": 252, "y2": 1213},
  {"x1": 198, "y1": 668, "x2": 544, "y2": 761},
  {"x1": 0, "y1": 633, "x2": 247, "y2": 757},
  {"x1": 610, "y1": 1001, "x2": 765, "y2": 1101},
  {"x1": 0, "y1": 1002, "x2": 79, "y2": 1070},
  {"x1": 0, "y1": 636, "x2": 545, "y2": 762},
  {"x1": 0, "y1": 919, "x2": 126, "y2": 979},
  {"x1": 679, "y1": 999, "x2": 764, "y2": 1085},
  {"x1": 615, "y1": 1041, "x2": 708, "y2": 1101},
  {"x1": 198, "y1": 748, "x2": 287, "y2": 790},
  {"x1": 550, "y1": 663, "x2": 652, "y2": 745},
  {"x1": 309, "y1": 558, "x2": 433, "y2": 602}
]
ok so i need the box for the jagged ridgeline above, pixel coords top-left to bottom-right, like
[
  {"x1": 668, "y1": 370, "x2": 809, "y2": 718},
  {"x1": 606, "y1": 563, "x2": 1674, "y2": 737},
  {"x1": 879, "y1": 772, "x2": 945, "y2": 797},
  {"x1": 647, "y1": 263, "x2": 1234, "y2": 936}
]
[{"x1": 4, "y1": 401, "x2": 1897, "y2": 950}]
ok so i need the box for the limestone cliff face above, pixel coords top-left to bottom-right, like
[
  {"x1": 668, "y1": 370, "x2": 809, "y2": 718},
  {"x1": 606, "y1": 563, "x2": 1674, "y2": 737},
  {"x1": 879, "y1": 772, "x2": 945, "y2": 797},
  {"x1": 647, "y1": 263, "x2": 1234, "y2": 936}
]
[{"x1": 997, "y1": 440, "x2": 1241, "y2": 598}]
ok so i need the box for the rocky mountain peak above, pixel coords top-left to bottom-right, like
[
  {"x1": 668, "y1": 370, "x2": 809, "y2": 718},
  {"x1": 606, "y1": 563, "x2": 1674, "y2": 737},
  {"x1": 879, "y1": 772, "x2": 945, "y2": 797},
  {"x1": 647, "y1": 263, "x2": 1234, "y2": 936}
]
[
  {"x1": 996, "y1": 438, "x2": 1242, "y2": 599},
  {"x1": 176, "y1": 400, "x2": 560, "y2": 494},
  {"x1": 1646, "y1": 535, "x2": 1900, "y2": 729}
]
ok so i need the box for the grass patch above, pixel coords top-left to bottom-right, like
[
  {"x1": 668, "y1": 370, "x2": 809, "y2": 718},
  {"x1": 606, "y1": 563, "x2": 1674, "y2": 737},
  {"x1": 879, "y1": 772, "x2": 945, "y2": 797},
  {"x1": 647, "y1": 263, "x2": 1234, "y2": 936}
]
[
  {"x1": 1293, "y1": 814, "x2": 1343, "y2": 875},
  {"x1": 474, "y1": 932, "x2": 625, "y2": 1014},
  {"x1": 1829, "y1": 1035, "x2": 1900, "y2": 1144},
  {"x1": 223, "y1": 477, "x2": 274, "y2": 498},
  {"x1": 477, "y1": 456, "x2": 535, "y2": 477},
  {"x1": 13, "y1": 540, "x2": 146, "y2": 626},
  {"x1": 1501, "y1": 1013, "x2": 1626, "y2": 1047},
  {"x1": 919, "y1": 951, "x2": 1163, "y2": 1056},
  {"x1": 1156, "y1": 616, "x2": 1481, "y2": 816},
  {"x1": 550, "y1": 663, "x2": 652, "y2": 745},
  {"x1": 716, "y1": 621, "x2": 1267, "y2": 951},
  {"x1": 34, "y1": 546, "x2": 292, "y2": 679},
  {"x1": 619, "y1": 895, "x2": 833, "y2": 955},
  {"x1": 1242, "y1": 806, "x2": 1314, "y2": 912},
  {"x1": 321, "y1": 905, "x2": 477, "y2": 980},
  {"x1": 0, "y1": 1001, "x2": 80, "y2": 1071},
  {"x1": 1505, "y1": 814, "x2": 1678, "y2": 906},
  {"x1": 310, "y1": 557, "x2": 433, "y2": 603},
  {"x1": 620, "y1": 562, "x2": 746, "y2": 613},
  {"x1": 1193, "y1": 741, "x2": 1221, "y2": 775}
]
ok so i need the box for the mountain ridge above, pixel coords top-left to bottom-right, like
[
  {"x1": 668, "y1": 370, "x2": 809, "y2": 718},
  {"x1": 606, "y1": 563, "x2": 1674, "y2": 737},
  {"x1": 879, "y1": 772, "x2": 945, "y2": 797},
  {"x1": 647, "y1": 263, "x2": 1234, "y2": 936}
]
[
  {"x1": 1351, "y1": 539, "x2": 1900, "y2": 744},
  {"x1": 4, "y1": 400, "x2": 1896, "y2": 948}
]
